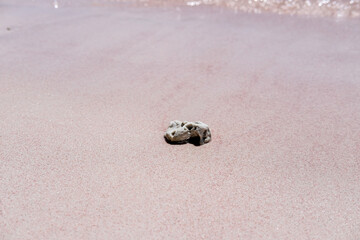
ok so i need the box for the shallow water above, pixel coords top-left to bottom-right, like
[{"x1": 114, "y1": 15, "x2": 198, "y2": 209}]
[{"x1": 17, "y1": 0, "x2": 360, "y2": 18}]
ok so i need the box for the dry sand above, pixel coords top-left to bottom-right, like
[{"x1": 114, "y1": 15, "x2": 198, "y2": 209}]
[{"x1": 1, "y1": 1, "x2": 360, "y2": 239}]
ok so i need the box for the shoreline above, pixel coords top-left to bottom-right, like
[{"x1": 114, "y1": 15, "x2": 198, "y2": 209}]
[{"x1": 4, "y1": 0, "x2": 360, "y2": 18}]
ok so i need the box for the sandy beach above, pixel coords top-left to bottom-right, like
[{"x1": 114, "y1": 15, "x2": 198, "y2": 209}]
[{"x1": 1, "y1": 1, "x2": 360, "y2": 239}]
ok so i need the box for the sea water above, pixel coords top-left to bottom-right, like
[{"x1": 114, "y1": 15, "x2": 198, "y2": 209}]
[{"x1": 44, "y1": 0, "x2": 360, "y2": 17}]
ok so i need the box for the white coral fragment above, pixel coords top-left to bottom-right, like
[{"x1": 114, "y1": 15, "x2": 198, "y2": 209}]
[{"x1": 165, "y1": 120, "x2": 211, "y2": 145}]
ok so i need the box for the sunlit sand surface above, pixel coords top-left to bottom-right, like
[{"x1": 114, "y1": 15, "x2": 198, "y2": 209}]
[{"x1": 1, "y1": 1, "x2": 360, "y2": 239}]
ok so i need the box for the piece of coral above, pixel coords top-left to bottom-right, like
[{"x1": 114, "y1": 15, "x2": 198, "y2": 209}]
[{"x1": 164, "y1": 120, "x2": 211, "y2": 145}]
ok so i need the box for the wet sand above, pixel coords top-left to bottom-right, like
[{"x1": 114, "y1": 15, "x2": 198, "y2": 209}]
[{"x1": 1, "y1": 2, "x2": 360, "y2": 239}]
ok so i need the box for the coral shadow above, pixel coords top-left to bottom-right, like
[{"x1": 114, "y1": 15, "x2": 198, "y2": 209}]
[{"x1": 164, "y1": 136, "x2": 202, "y2": 146}]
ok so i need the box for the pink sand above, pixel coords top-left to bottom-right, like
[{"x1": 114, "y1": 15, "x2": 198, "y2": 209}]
[{"x1": 1, "y1": 2, "x2": 360, "y2": 239}]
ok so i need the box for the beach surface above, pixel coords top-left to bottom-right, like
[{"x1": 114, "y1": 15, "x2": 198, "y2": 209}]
[{"x1": 1, "y1": 1, "x2": 360, "y2": 239}]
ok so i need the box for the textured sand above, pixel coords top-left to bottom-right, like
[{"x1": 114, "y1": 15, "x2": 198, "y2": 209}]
[{"x1": 1, "y1": 2, "x2": 360, "y2": 239}]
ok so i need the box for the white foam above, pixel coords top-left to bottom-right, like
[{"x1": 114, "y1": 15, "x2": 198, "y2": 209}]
[{"x1": 26, "y1": 0, "x2": 360, "y2": 18}]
